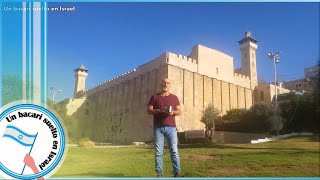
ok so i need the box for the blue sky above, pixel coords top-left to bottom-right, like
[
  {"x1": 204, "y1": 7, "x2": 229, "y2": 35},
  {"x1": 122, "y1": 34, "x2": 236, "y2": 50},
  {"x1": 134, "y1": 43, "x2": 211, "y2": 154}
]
[{"x1": 47, "y1": 2, "x2": 319, "y2": 102}]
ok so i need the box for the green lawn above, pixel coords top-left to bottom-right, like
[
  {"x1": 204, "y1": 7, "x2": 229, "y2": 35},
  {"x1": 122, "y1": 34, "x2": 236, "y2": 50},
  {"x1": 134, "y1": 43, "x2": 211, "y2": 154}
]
[{"x1": 54, "y1": 136, "x2": 320, "y2": 178}]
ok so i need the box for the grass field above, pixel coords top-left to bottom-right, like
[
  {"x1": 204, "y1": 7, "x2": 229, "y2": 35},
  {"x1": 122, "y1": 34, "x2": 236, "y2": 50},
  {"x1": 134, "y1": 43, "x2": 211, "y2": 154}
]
[{"x1": 54, "y1": 136, "x2": 320, "y2": 178}]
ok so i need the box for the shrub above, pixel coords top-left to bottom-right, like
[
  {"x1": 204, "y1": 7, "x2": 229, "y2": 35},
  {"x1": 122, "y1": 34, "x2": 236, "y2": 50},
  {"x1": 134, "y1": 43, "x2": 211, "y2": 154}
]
[
  {"x1": 78, "y1": 137, "x2": 95, "y2": 148},
  {"x1": 241, "y1": 102, "x2": 275, "y2": 133},
  {"x1": 200, "y1": 104, "x2": 221, "y2": 129},
  {"x1": 222, "y1": 109, "x2": 248, "y2": 121},
  {"x1": 200, "y1": 104, "x2": 221, "y2": 142},
  {"x1": 279, "y1": 93, "x2": 318, "y2": 133}
]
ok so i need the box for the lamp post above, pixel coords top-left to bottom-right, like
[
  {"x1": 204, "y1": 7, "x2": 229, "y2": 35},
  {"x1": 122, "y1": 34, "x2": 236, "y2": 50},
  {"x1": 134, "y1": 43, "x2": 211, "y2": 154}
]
[
  {"x1": 267, "y1": 51, "x2": 280, "y2": 135},
  {"x1": 50, "y1": 87, "x2": 62, "y2": 102}
]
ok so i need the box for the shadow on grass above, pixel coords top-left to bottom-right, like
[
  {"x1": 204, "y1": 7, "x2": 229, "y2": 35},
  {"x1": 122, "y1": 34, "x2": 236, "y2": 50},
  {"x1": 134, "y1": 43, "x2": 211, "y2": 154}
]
[
  {"x1": 303, "y1": 136, "x2": 320, "y2": 142},
  {"x1": 141, "y1": 143, "x2": 302, "y2": 151},
  {"x1": 142, "y1": 136, "x2": 319, "y2": 151},
  {"x1": 56, "y1": 172, "x2": 141, "y2": 177},
  {"x1": 203, "y1": 150, "x2": 319, "y2": 159},
  {"x1": 177, "y1": 143, "x2": 302, "y2": 150}
]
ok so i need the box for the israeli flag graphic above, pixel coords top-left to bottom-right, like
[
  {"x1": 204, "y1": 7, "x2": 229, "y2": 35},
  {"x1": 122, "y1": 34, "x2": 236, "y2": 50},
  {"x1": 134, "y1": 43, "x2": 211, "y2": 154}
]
[
  {"x1": 1, "y1": 125, "x2": 38, "y2": 174},
  {"x1": 2, "y1": 125, "x2": 37, "y2": 147}
]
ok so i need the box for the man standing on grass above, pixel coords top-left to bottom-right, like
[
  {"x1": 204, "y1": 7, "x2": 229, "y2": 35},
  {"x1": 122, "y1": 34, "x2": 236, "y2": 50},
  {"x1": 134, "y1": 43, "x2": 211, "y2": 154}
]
[{"x1": 147, "y1": 78, "x2": 181, "y2": 178}]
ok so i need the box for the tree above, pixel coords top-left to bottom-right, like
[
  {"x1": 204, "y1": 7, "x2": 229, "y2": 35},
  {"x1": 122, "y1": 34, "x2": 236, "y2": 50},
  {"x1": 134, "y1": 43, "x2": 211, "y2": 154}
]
[
  {"x1": 242, "y1": 102, "x2": 278, "y2": 134},
  {"x1": 2, "y1": 75, "x2": 22, "y2": 106},
  {"x1": 200, "y1": 104, "x2": 221, "y2": 142},
  {"x1": 47, "y1": 99, "x2": 80, "y2": 142},
  {"x1": 309, "y1": 58, "x2": 320, "y2": 133},
  {"x1": 279, "y1": 58, "x2": 320, "y2": 134},
  {"x1": 269, "y1": 112, "x2": 284, "y2": 136},
  {"x1": 222, "y1": 108, "x2": 248, "y2": 121},
  {"x1": 279, "y1": 93, "x2": 317, "y2": 133}
]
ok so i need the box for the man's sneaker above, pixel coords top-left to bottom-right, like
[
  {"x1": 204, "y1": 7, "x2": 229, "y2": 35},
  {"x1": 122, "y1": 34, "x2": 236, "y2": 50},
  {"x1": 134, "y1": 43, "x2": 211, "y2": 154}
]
[
  {"x1": 157, "y1": 172, "x2": 163, "y2": 177},
  {"x1": 173, "y1": 172, "x2": 181, "y2": 177}
]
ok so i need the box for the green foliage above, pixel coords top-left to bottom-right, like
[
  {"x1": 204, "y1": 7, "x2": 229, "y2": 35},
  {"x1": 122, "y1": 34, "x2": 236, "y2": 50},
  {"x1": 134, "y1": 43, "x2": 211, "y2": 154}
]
[
  {"x1": 79, "y1": 137, "x2": 92, "y2": 142},
  {"x1": 201, "y1": 104, "x2": 221, "y2": 142},
  {"x1": 269, "y1": 114, "x2": 284, "y2": 135},
  {"x1": 241, "y1": 102, "x2": 276, "y2": 133},
  {"x1": 222, "y1": 108, "x2": 248, "y2": 121},
  {"x1": 279, "y1": 94, "x2": 318, "y2": 133},
  {"x1": 2, "y1": 75, "x2": 22, "y2": 105},
  {"x1": 48, "y1": 99, "x2": 67, "y2": 117},
  {"x1": 218, "y1": 94, "x2": 318, "y2": 135},
  {"x1": 200, "y1": 104, "x2": 221, "y2": 129},
  {"x1": 214, "y1": 116, "x2": 223, "y2": 127},
  {"x1": 217, "y1": 103, "x2": 279, "y2": 134},
  {"x1": 78, "y1": 137, "x2": 95, "y2": 148},
  {"x1": 47, "y1": 99, "x2": 80, "y2": 142}
]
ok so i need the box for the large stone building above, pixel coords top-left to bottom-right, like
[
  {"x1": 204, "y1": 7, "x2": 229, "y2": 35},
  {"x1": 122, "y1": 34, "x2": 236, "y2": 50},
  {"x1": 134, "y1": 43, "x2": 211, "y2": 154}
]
[
  {"x1": 63, "y1": 32, "x2": 287, "y2": 143},
  {"x1": 282, "y1": 64, "x2": 319, "y2": 93}
]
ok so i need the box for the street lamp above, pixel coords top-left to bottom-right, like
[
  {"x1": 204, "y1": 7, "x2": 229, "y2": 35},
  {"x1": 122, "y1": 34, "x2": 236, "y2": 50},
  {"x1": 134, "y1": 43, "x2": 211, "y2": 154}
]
[
  {"x1": 267, "y1": 51, "x2": 280, "y2": 135},
  {"x1": 50, "y1": 87, "x2": 62, "y2": 102}
]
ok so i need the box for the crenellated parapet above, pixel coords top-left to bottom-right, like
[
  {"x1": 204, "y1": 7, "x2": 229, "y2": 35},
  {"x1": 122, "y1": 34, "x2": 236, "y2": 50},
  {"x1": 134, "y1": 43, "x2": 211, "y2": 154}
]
[
  {"x1": 167, "y1": 52, "x2": 198, "y2": 63},
  {"x1": 86, "y1": 53, "x2": 168, "y2": 96},
  {"x1": 234, "y1": 72, "x2": 251, "y2": 89},
  {"x1": 87, "y1": 68, "x2": 137, "y2": 94},
  {"x1": 171, "y1": 53, "x2": 198, "y2": 64},
  {"x1": 87, "y1": 51, "x2": 199, "y2": 96},
  {"x1": 234, "y1": 72, "x2": 250, "y2": 79},
  {"x1": 166, "y1": 52, "x2": 198, "y2": 73}
]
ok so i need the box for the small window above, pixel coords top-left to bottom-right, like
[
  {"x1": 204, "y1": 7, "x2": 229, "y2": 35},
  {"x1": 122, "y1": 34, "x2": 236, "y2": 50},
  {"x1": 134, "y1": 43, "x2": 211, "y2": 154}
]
[
  {"x1": 216, "y1": 68, "x2": 219, "y2": 74},
  {"x1": 166, "y1": 57, "x2": 169, "y2": 63}
]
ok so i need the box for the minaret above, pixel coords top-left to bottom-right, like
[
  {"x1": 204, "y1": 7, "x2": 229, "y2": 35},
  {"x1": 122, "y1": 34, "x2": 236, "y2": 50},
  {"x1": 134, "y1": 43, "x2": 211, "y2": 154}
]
[
  {"x1": 238, "y1": 32, "x2": 258, "y2": 89},
  {"x1": 74, "y1": 64, "x2": 88, "y2": 98}
]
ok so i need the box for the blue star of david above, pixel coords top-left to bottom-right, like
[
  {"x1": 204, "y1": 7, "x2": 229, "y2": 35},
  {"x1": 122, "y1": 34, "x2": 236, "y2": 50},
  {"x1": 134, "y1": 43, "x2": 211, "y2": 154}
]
[{"x1": 18, "y1": 134, "x2": 23, "y2": 140}]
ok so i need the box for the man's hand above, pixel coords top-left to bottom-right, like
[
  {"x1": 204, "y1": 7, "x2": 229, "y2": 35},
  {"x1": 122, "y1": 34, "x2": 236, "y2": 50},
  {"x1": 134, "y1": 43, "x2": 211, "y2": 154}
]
[
  {"x1": 148, "y1": 106, "x2": 180, "y2": 116},
  {"x1": 148, "y1": 106, "x2": 170, "y2": 115},
  {"x1": 160, "y1": 107, "x2": 168, "y2": 113},
  {"x1": 172, "y1": 105, "x2": 181, "y2": 116},
  {"x1": 147, "y1": 105, "x2": 162, "y2": 115}
]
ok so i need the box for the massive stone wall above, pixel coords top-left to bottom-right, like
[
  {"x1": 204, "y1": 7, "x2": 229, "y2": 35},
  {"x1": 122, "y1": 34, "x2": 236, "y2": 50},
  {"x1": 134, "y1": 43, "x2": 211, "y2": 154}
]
[
  {"x1": 80, "y1": 64, "x2": 168, "y2": 143},
  {"x1": 74, "y1": 47, "x2": 256, "y2": 143},
  {"x1": 79, "y1": 62, "x2": 253, "y2": 143},
  {"x1": 168, "y1": 64, "x2": 253, "y2": 132}
]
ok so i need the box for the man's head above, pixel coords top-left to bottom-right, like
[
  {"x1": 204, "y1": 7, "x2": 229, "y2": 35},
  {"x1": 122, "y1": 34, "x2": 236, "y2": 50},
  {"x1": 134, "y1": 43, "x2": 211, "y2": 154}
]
[{"x1": 161, "y1": 78, "x2": 171, "y2": 93}]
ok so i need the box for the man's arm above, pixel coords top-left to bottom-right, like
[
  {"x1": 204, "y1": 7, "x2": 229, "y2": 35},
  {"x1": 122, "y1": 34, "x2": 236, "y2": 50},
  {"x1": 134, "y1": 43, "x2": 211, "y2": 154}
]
[
  {"x1": 147, "y1": 105, "x2": 163, "y2": 115},
  {"x1": 147, "y1": 96, "x2": 162, "y2": 115},
  {"x1": 171, "y1": 105, "x2": 181, "y2": 116}
]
